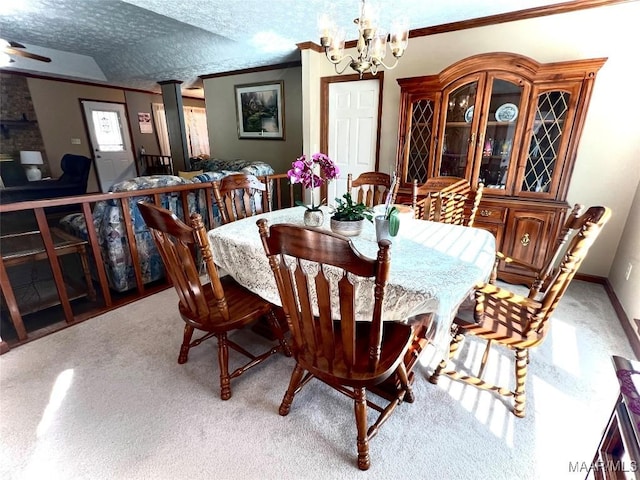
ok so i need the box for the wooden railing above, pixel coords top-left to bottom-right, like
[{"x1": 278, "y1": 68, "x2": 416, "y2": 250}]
[
  {"x1": 141, "y1": 154, "x2": 174, "y2": 175},
  {"x1": 0, "y1": 182, "x2": 220, "y2": 349},
  {"x1": 0, "y1": 174, "x2": 298, "y2": 351}
]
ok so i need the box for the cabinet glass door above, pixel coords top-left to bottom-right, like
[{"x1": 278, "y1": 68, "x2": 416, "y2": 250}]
[
  {"x1": 439, "y1": 81, "x2": 479, "y2": 178},
  {"x1": 519, "y1": 86, "x2": 576, "y2": 197},
  {"x1": 406, "y1": 98, "x2": 436, "y2": 184},
  {"x1": 477, "y1": 77, "x2": 524, "y2": 192}
]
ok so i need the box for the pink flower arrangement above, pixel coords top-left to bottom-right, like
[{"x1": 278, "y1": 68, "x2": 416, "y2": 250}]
[{"x1": 288, "y1": 153, "x2": 340, "y2": 211}]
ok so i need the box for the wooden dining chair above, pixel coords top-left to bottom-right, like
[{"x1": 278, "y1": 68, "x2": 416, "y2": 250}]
[
  {"x1": 261, "y1": 172, "x2": 304, "y2": 210},
  {"x1": 257, "y1": 219, "x2": 414, "y2": 470},
  {"x1": 466, "y1": 183, "x2": 484, "y2": 227},
  {"x1": 212, "y1": 173, "x2": 270, "y2": 224},
  {"x1": 412, "y1": 176, "x2": 470, "y2": 200},
  {"x1": 347, "y1": 172, "x2": 398, "y2": 208},
  {"x1": 138, "y1": 202, "x2": 290, "y2": 400},
  {"x1": 413, "y1": 183, "x2": 484, "y2": 226},
  {"x1": 411, "y1": 176, "x2": 469, "y2": 221},
  {"x1": 428, "y1": 205, "x2": 611, "y2": 417}
]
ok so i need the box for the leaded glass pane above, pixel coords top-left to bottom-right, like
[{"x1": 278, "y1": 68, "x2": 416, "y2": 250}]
[
  {"x1": 407, "y1": 99, "x2": 433, "y2": 184},
  {"x1": 522, "y1": 91, "x2": 569, "y2": 193},
  {"x1": 92, "y1": 110, "x2": 125, "y2": 152}
]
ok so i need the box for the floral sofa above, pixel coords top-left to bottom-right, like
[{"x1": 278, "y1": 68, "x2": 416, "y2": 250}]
[{"x1": 59, "y1": 159, "x2": 273, "y2": 292}]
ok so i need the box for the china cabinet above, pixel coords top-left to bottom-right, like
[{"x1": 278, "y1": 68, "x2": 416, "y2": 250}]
[{"x1": 395, "y1": 52, "x2": 606, "y2": 283}]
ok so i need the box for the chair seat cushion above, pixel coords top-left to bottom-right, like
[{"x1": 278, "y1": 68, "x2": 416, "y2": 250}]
[{"x1": 300, "y1": 320, "x2": 413, "y2": 387}]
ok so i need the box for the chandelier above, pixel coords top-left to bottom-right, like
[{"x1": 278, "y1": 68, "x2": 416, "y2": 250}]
[{"x1": 318, "y1": 0, "x2": 409, "y2": 77}]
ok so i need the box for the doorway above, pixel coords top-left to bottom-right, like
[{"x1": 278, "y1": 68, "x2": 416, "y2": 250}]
[
  {"x1": 81, "y1": 101, "x2": 136, "y2": 192},
  {"x1": 321, "y1": 73, "x2": 383, "y2": 203}
]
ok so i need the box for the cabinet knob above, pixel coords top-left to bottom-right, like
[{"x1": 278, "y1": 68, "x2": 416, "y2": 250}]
[
  {"x1": 480, "y1": 209, "x2": 492, "y2": 217},
  {"x1": 520, "y1": 233, "x2": 531, "y2": 247}
]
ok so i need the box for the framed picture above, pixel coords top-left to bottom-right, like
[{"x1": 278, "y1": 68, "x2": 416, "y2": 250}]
[
  {"x1": 234, "y1": 81, "x2": 285, "y2": 140},
  {"x1": 137, "y1": 112, "x2": 153, "y2": 133}
]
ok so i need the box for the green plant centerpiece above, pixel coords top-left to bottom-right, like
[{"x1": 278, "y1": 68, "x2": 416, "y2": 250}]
[{"x1": 330, "y1": 192, "x2": 372, "y2": 237}]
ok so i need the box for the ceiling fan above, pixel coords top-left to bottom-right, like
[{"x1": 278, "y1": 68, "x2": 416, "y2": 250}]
[{"x1": 1, "y1": 39, "x2": 51, "y2": 64}]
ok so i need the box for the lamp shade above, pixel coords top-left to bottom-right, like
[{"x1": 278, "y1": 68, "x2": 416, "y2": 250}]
[{"x1": 20, "y1": 151, "x2": 44, "y2": 165}]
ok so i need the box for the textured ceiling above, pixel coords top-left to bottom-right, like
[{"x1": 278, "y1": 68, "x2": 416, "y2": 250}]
[{"x1": 0, "y1": 0, "x2": 568, "y2": 97}]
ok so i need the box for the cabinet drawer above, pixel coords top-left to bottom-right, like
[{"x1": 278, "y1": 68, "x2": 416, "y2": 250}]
[{"x1": 475, "y1": 205, "x2": 507, "y2": 223}]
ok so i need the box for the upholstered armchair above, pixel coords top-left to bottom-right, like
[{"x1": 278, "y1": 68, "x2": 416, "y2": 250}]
[{"x1": 0, "y1": 153, "x2": 92, "y2": 204}]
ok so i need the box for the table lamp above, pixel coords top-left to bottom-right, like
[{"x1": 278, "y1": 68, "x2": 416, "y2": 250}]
[{"x1": 20, "y1": 150, "x2": 44, "y2": 181}]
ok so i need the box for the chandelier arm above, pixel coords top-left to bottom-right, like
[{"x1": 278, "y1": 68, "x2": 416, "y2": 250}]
[
  {"x1": 334, "y1": 61, "x2": 354, "y2": 75},
  {"x1": 375, "y1": 56, "x2": 400, "y2": 71},
  {"x1": 324, "y1": 51, "x2": 357, "y2": 73}
]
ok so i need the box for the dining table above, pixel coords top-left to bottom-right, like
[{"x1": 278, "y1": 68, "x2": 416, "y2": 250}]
[{"x1": 207, "y1": 206, "x2": 496, "y2": 371}]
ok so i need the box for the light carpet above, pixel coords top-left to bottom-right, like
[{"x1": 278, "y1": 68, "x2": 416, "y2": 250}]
[{"x1": 0, "y1": 280, "x2": 635, "y2": 480}]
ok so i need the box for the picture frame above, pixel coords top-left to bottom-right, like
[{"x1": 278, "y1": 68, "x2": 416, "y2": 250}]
[
  {"x1": 137, "y1": 112, "x2": 153, "y2": 133},
  {"x1": 234, "y1": 81, "x2": 285, "y2": 140}
]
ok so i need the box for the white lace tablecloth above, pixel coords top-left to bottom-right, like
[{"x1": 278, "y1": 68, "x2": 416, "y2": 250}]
[{"x1": 208, "y1": 206, "x2": 496, "y2": 351}]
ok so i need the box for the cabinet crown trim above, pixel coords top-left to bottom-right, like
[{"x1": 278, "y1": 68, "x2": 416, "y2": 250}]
[{"x1": 397, "y1": 52, "x2": 607, "y2": 89}]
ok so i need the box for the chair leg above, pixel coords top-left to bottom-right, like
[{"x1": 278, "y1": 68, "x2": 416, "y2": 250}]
[
  {"x1": 280, "y1": 363, "x2": 305, "y2": 416},
  {"x1": 217, "y1": 332, "x2": 232, "y2": 400},
  {"x1": 354, "y1": 387, "x2": 371, "y2": 471},
  {"x1": 513, "y1": 348, "x2": 528, "y2": 418},
  {"x1": 396, "y1": 363, "x2": 414, "y2": 403},
  {"x1": 428, "y1": 331, "x2": 465, "y2": 384},
  {"x1": 178, "y1": 324, "x2": 194, "y2": 364},
  {"x1": 266, "y1": 309, "x2": 291, "y2": 357}
]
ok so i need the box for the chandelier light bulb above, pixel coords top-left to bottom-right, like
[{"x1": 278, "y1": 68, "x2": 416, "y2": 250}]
[
  {"x1": 327, "y1": 28, "x2": 345, "y2": 62},
  {"x1": 317, "y1": 12, "x2": 334, "y2": 44}
]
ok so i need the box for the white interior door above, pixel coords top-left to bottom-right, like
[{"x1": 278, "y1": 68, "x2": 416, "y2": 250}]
[
  {"x1": 82, "y1": 101, "x2": 136, "y2": 192},
  {"x1": 327, "y1": 79, "x2": 380, "y2": 204}
]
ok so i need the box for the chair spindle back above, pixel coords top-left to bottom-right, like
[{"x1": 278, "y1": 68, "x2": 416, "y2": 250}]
[
  {"x1": 257, "y1": 220, "x2": 391, "y2": 373},
  {"x1": 213, "y1": 173, "x2": 270, "y2": 224},
  {"x1": 347, "y1": 172, "x2": 397, "y2": 208},
  {"x1": 138, "y1": 202, "x2": 229, "y2": 323}
]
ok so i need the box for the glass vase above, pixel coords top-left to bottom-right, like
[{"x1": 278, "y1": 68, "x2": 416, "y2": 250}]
[{"x1": 374, "y1": 215, "x2": 392, "y2": 243}]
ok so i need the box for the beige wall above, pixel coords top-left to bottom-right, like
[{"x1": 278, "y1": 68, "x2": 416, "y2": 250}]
[
  {"x1": 27, "y1": 78, "x2": 124, "y2": 192},
  {"x1": 202, "y1": 67, "x2": 303, "y2": 175},
  {"x1": 302, "y1": 1, "x2": 640, "y2": 285},
  {"x1": 26, "y1": 77, "x2": 204, "y2": 192},
  {"x1": 610, "y1": 181, "x2": 640, "y2": 321},
  {"x1": 124, "y1": 90, "x2": 162, "y2": 160}
]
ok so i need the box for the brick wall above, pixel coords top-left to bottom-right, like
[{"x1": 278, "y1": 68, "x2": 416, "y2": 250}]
[{"x1": 0, "y1": 73, "x2": 48, "y2": 176}]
